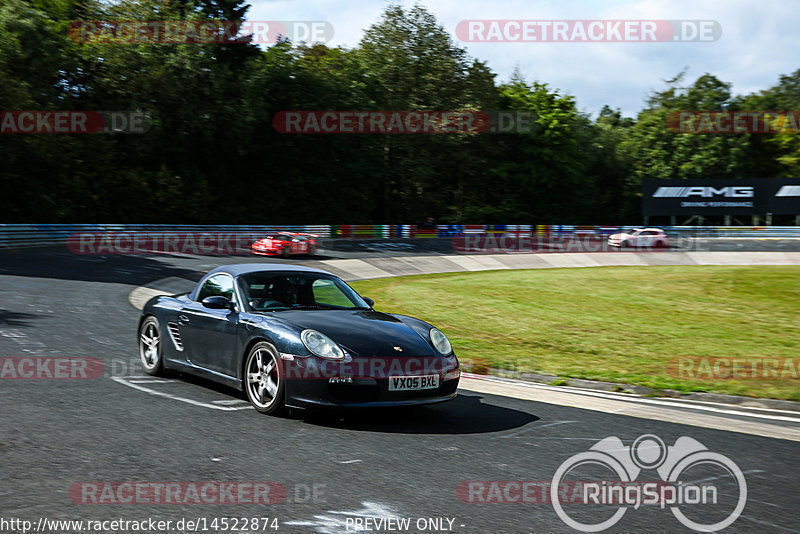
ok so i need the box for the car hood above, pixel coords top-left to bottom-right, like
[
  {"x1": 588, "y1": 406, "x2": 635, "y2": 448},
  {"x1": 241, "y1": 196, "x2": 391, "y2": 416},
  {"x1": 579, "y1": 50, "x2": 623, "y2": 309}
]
[{"x1": 267, "y1": 309, "x2": 436, "y2": 357}]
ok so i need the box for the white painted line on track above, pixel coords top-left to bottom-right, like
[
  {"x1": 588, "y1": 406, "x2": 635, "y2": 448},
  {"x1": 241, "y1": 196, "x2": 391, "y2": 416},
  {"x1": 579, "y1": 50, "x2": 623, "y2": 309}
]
[
  {"x1": 284, "y1": 502, "x2": 401, "y2": 533},
  {"x1": 111, "y1": 376, "x2": 251, "y2": 411},
  {"x1": 212, "y1": 399, "x2": 249, "y2": 406},
  {"x1": 632, "y1": 395, "x2": 800, "y2": 415},
  {"x1": 459, "y1": 375, "x2": 800, "y2": 442}
]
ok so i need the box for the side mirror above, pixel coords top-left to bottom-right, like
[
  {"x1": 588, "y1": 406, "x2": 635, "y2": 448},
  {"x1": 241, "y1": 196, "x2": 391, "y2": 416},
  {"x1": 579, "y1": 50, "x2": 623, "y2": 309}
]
[
  {"x1": 363, "y1": 297, "x2": 375, "y2": 308},
  {"x1": 202, "y1": 296, "x2": 236, "y2": 311}
]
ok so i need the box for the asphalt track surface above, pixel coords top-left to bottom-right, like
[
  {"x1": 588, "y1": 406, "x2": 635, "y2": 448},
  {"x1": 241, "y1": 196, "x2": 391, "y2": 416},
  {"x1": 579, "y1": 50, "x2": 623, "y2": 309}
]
[{"x1": 1, "y1": 247, "x2": 798, "y2": 534}]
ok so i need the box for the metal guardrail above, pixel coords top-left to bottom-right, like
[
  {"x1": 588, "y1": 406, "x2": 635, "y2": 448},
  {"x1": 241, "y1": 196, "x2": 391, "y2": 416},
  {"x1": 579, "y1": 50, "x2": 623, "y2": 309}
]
[
  {"x1": 0, "y1": 224, "x2": 332, "y2": 249},
  {"x1": 559, "y1": 226, "x2": 800, "y2": 239},
  {"x1": 0, "y1": 224, "x2": 799, "y2": 250},
  {"x1": 669, "y1": 226, "x2": 800, "y2": 238}
]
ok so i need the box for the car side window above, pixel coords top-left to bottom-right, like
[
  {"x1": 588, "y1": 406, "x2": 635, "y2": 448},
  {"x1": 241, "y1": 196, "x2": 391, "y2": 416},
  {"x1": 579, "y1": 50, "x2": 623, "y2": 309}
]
[
  {"x1": 312, "y1": 279, "x2": 353, "y2": 308},
  {"x1": 197, "y1": 274, "x2": 236, "y2": 302}
]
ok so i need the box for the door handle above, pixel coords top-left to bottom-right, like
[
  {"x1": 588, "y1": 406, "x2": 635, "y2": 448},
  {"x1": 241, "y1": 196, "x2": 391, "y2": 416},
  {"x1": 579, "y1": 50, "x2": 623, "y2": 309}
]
[{"x1": 178, "y1": 315, "x2": 190, "y2": 325}]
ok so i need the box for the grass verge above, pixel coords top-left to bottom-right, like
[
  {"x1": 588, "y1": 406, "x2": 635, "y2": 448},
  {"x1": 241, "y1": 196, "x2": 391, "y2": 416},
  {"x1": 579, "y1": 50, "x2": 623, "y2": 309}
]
[{"x1": 351, "y1": 265, "x2": 800, "y2": 401}]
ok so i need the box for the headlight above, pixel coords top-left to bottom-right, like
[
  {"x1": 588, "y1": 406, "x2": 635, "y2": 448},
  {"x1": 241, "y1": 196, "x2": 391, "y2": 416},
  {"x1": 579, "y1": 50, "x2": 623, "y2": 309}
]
[
  {"x1": 301, "y1": 329, "x2": 345, "y2": 360},
  {"x1": 430, "y1": 327, "x2": 452, "y2": 355}
]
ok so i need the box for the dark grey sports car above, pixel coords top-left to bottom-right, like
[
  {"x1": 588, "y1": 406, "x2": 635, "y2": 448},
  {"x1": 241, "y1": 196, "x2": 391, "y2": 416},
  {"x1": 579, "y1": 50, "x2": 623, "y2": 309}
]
[{"x1": 138, "y1": 264, "x2": 460, "y2": 414}]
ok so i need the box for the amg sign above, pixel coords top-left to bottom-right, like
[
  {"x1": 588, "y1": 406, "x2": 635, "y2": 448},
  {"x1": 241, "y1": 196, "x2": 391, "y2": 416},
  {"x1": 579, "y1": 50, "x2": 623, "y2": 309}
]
[
  {"x1": 652, "y1": 186, "x2": 754, "y2": 198},
  {"x1": 642, "y1": 179, "x2": 800, "y2": 216}
]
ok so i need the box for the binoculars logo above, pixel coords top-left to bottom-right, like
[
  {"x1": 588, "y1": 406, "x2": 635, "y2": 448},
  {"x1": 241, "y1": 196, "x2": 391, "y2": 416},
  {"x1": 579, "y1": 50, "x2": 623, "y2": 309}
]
[{"x1": 551, "y1": 434, "x2": 747, "y2": 532}]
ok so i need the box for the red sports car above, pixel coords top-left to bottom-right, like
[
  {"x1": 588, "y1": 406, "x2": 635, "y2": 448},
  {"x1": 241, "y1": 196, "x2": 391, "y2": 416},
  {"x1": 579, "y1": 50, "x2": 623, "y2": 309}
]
[{"x1": 252, "y1": 232, "x2": 319, "y2": 257}]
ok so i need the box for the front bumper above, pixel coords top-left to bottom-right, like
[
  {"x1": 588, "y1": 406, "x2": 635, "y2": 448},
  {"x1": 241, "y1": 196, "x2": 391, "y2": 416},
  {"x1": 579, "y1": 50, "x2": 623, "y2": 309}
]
[
  {"x1": 285, "y1": 376, "x2": 460, "y2": 408},
  {"x1": 252, "y1": 248, "x2": 279, "y2": 256},
  {"x1": 282, "y1": 354, "x2": 461, "y2": 408}
]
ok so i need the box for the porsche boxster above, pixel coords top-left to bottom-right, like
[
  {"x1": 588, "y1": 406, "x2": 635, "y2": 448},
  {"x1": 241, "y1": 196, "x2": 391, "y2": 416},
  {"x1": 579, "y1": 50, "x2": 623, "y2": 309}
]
[{"x1": 138, "y1": 264, "x2": 460, "y2": 414}]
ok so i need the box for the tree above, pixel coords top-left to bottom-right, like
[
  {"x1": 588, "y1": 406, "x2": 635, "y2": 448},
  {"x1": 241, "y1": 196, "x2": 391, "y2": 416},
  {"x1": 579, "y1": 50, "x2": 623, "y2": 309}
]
[{"x1": 355, "y1": 3, "x2": 491, "y2": 222}]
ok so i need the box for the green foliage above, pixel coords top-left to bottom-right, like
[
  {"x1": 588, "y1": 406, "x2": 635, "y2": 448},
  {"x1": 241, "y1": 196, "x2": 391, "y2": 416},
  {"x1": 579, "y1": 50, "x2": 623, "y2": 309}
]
[{"x1": 471, "y1": 76, "x2": 596, "y2": 222}]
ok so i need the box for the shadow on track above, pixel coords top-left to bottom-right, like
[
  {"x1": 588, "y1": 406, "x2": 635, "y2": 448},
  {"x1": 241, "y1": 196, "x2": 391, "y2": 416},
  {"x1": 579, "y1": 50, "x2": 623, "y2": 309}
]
[
  {"x1": 0, "y1": 247, "x2": 203, "y2": 285},
  {"x1": 167, "y1": 372, "x2": 537, "y2": 435},
  {"x1": 0, "y1": 247, "x2": 340, "y2": 287},
  {"x1": 302, "y1": 393, "x2": 539, "y2": 435}
]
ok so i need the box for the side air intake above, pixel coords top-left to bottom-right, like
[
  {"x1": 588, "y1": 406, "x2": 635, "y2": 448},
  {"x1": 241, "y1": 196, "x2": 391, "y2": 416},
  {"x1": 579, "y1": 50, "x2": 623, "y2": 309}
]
[{"x1": 167, "y1": 322, "x2": 184, "y2": 351}]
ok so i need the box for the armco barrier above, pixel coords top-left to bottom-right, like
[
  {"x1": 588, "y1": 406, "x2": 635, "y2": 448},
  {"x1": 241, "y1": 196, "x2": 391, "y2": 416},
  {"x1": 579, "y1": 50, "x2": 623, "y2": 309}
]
[
  {"x1": 0, "y1": 224, "x2": 331, "y2": 249},
  {"x1": 1, "y1": 224, "x2": 799, "y2": 250},
  {"x1": 536, "y1": 225, "x2": 800, "y2": 239},
  {"x1": 692, "y1": 226, "x2": 800, "y2": 238}
]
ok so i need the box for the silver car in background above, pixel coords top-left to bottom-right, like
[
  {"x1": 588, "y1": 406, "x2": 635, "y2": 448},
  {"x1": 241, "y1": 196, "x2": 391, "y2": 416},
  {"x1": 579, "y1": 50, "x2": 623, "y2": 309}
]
[{"x1": 608, "y1": 228, "x2": 670, "y2": 248}]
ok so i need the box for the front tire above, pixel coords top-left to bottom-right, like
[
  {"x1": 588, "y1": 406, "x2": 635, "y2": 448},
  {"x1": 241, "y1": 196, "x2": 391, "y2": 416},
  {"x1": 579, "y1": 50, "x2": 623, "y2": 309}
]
[
  {"x1": 281, "y1": 246, "x2": 290, "y2": 258},
  {"x1": 244, "y1": 342, "x2": 285, "y2": 415},
  {"x1": 139, "y1": 316, "x2": 164, "y2": 376}
]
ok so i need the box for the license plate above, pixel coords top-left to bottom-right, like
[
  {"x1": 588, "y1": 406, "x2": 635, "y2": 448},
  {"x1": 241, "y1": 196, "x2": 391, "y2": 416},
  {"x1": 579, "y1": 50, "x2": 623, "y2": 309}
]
[{"x1": 388, "y1": 375, "x2": 439, "y2": 391}]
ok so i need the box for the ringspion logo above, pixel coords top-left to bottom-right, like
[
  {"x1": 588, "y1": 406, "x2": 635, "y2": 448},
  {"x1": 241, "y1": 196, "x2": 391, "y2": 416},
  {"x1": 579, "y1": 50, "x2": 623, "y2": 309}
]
[{"x1": 551, "y1": 434, "x2": 746, "y2": 532}]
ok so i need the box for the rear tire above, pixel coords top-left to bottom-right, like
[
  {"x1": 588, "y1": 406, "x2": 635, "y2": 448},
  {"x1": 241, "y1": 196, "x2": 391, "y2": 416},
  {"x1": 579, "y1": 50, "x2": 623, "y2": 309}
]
[
  {"x1": 308, "y1": 245, "x2": 316, "y2": 257},
  {"x1": 281, "y1": 247, "x2": 290, "y2": 258},
  {"x1": 243, "y1": 342, "x2": 285, "y2": 415}
]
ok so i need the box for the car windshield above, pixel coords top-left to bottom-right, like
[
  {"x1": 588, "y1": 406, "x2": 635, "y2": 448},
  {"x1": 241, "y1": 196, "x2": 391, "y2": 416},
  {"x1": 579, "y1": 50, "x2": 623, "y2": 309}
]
[{"x1": 237, "y1": 272, "x2": 369, "y2": 312}]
